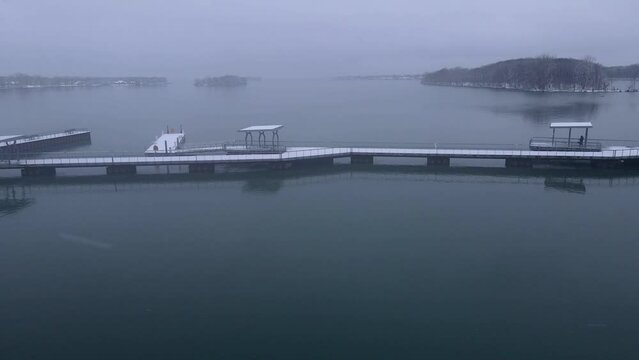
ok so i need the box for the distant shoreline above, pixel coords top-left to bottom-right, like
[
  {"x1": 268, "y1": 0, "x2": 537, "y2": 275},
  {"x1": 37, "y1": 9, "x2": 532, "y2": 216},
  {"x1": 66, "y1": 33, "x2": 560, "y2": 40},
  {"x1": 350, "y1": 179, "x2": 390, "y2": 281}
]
[
  {"x1": 0, "y1": 83, "x2": 168, "y2": 90},
  {"x1": 194, "y1": 75, "x2": 249, "y2": 87},
  {"x1": 334, "y1": 74, "x2": 421, "y2": 81},
  {"x1": 0, "y1": 75, "x2": 168, "y2": 90}
]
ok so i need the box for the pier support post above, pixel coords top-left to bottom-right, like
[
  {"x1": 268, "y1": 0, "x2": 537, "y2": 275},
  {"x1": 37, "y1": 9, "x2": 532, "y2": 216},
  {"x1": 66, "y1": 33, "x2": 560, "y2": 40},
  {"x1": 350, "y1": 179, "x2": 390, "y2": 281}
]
[
  {"x1": 351, "y1": 155, "x2": 374, "y2": 165},
  {"x1": 106, "y1": 165, "x2": 137, "y2": 175},
  {"x1": 505, "y1": 158, "x2": 533, "y2": 168},
  {"x1": 21, "y1": 167, "x2": 56, "y2": 177},
  {"x1": 188, "y1": 164, "x2": 216, "y2": 173},
  {"x1": 427, "y1": 156, "x2": 450, "y2": 167}
]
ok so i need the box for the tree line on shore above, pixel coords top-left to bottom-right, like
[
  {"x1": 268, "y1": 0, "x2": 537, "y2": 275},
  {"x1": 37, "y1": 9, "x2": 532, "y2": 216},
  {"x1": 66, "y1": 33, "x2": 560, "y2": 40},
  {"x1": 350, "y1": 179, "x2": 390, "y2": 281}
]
[{"x1": 421, "y1": 56, "x2": 638, "y2": 92}]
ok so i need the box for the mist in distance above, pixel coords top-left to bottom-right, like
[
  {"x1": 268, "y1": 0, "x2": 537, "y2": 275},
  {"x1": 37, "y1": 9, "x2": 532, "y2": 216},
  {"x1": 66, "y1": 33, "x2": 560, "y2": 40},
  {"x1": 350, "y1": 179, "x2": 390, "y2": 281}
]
[{"x1": 1, "y1": 0, "x2": 638, "y2": 79}]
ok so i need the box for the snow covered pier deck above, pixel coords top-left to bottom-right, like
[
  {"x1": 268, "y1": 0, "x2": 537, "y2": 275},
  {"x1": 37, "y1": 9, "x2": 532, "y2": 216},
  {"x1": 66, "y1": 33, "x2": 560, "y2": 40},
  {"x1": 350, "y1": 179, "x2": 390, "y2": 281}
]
[
  {"x1": 144, "y1": 130, "x2": 185, "y2": 155},
  {"x1": 2, "y1": 145, "x2": 639, "y2": 177},
  {"x1": 0, "y1": 129, "x2": 91, "y2": 155}
]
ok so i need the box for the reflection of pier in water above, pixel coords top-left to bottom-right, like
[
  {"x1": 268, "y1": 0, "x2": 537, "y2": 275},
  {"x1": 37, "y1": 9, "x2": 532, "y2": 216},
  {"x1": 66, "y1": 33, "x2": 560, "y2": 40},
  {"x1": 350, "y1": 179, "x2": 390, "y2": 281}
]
[
  {"x1": 487, "y1": 101, "x2": 601, "y2": 123},
  {"x1": 544, "y1": 178, "x2": 586, "y2": 194},
  {"x1": 1, "y1": 185, "x2": 34, "y2": 217},
  {"x1": 3, "y1": 166, "x2": 639, "y2": 201}
]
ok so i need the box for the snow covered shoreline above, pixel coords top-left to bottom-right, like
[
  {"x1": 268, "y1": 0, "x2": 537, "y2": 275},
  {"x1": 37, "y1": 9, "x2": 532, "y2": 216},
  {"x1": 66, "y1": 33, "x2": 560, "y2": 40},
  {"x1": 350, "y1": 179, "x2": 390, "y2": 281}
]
[{"x1": 0, "y1": 75, "x2": 168, "y2": 90}]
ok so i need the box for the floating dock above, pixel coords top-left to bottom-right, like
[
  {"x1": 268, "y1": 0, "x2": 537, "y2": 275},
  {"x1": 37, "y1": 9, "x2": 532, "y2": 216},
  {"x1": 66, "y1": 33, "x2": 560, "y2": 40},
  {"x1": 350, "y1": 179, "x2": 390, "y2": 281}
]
[
  {"x1": 145, "y1": 130, "x2": 185, "y2": 155},
  {"x1": 0, "y1": 129, "x2": 91, "y2": 155}
]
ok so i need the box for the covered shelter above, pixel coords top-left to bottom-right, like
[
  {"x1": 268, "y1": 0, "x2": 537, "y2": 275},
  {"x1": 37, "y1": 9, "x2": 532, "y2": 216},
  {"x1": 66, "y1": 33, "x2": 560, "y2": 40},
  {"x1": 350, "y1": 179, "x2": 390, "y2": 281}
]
[
  {"x1": 238, "y1": 125, "x2": 283, "y2": 148},
  {"x1": 550, "y1": 122, "x2": 592, "y2": 147},
  {"x1": 530, "y1": 122, "x2": 601, "y2": 151}
]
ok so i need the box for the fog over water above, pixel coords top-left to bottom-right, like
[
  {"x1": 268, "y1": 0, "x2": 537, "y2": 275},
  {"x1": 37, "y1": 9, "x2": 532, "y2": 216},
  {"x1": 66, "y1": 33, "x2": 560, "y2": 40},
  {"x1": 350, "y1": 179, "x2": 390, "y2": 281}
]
[{"x1": 1, "y1": 0, "x2": 639, "y2": 78}]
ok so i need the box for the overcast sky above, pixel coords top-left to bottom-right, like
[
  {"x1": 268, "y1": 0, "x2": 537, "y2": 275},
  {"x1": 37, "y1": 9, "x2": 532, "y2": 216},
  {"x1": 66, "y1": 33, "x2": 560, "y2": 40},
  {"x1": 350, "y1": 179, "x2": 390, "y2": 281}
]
[{"x1": 1, "y1": 0, "x2": 638, "y2": 78}]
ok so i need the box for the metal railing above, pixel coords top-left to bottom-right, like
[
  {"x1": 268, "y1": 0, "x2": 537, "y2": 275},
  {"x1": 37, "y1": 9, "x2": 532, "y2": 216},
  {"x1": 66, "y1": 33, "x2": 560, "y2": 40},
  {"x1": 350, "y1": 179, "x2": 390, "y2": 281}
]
[
  {"x1": 164, "y1": 141, "x2": 287, "y2": 155},
  {"x1": 274, "y1": 139, "x2": 530, "y2": 150}
]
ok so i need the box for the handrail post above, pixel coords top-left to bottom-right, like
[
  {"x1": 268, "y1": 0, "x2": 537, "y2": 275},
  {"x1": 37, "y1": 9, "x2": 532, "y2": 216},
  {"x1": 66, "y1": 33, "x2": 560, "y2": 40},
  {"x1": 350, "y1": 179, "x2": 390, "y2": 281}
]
[{"x1": 585, "y1": 128, "x2": 589, "y2": 147}]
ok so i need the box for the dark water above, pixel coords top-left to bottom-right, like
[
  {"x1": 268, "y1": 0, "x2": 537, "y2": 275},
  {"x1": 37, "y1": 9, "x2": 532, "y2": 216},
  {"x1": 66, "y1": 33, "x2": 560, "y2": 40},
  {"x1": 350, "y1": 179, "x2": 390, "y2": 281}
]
[{"x1": 2, "y1": 81, "x2": 639, "y2": 359}]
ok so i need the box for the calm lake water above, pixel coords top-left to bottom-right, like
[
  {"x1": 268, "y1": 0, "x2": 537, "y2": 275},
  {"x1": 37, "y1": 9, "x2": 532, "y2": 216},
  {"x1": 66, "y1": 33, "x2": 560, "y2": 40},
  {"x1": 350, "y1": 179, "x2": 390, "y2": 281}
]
[{"x1": 1, "y1": 80, "x2": 639, "y2": 359}]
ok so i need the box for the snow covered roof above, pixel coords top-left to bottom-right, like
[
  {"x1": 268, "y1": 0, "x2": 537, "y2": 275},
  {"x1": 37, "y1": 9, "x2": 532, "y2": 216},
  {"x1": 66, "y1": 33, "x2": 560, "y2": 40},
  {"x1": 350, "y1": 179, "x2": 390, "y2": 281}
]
[
  {"x1": 550, "y1": 122, "x2": 593, "y2": 129},
  {"x1": 238, "y1": 125, "x2": 283, "y2": 132}
]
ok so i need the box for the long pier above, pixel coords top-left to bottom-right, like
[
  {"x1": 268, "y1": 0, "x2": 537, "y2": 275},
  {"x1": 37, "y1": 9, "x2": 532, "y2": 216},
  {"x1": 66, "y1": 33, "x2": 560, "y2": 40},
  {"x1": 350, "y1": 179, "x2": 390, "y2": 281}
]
[{"x1": 2, "y1": 144, "x2": 639, "y2": 177}]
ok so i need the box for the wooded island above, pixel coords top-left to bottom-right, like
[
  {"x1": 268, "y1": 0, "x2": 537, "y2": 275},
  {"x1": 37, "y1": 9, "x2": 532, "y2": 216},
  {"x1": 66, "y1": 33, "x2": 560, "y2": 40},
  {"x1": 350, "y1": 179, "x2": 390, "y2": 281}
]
[{"x1": 421, "y1": 57, "x2": 638, "y2": 92}]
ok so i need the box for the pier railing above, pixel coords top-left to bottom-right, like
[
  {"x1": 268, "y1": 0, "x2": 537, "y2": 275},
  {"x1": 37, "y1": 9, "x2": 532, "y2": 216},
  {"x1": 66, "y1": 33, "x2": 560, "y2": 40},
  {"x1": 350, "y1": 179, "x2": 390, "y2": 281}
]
[
  {"x1": 176, "y1": 137, "x2": 639, "y2": 151},
  {"x1": 182, "y1": 139, "x2": 534, "y2": 152},
  {"x1": 529, "y1": 137, "x2": 603, "y2": 151}
]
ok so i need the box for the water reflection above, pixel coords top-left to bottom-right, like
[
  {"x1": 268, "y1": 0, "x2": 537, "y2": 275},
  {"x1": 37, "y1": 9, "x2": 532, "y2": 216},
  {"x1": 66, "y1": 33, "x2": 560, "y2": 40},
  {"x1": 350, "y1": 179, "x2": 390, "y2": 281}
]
[
  {"x1": 242, "y1": 178, "x2": 283, "y2": 193},
  {"x1": 488, "y1": 101, "x2": 600, "y2": 123},
  {"x1": 1, "y1": 186, "x2": 34, "y2": 217},
  {"x1": 544, "y1": 177, "x2": 587, "y2": 194},
  {"x1": 3, "y1": 166, "x2": 639, "y2": 217}
]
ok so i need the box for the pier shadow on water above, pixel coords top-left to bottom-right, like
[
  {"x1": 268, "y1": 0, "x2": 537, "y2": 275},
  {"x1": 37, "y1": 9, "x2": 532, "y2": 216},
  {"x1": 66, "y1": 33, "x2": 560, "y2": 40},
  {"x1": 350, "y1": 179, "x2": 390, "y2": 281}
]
[
  {"x1": 543, "y1": 177, "x2": 586, "y2": 194},
  {"x1": 0, "y1": 186, "x2": 34, "y2": 217},
  {"x1": 3, "y1": 165, "x2": 639, "y2": 217}
]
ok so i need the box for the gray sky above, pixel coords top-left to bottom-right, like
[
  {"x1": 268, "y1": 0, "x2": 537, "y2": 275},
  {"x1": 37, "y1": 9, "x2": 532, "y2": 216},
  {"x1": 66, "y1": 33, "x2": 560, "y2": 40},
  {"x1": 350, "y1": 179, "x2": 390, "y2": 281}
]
[{"x1": 1, "y1": 0, "x2": 638, "y2": 78}]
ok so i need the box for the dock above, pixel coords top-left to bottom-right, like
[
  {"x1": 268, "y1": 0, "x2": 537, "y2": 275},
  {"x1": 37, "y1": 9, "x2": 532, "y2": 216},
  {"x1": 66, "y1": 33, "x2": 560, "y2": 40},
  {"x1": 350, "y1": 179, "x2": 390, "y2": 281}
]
[
  {"x1": 2, "y1": 123, "x2": 639, "y2": 177},
  {"x1": 0, "y1": 129, "x2": 91, "y2": 155},
  {"x1": 144, "y1": 129, "x2": 185, "y2": 155}
]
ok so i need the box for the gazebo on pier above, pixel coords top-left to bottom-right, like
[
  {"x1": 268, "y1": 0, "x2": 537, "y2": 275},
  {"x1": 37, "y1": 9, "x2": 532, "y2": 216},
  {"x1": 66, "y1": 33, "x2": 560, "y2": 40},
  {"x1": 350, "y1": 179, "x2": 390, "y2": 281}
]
[{"x1": 236, "y1": 125, "x2": 285, "y2": 153}]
